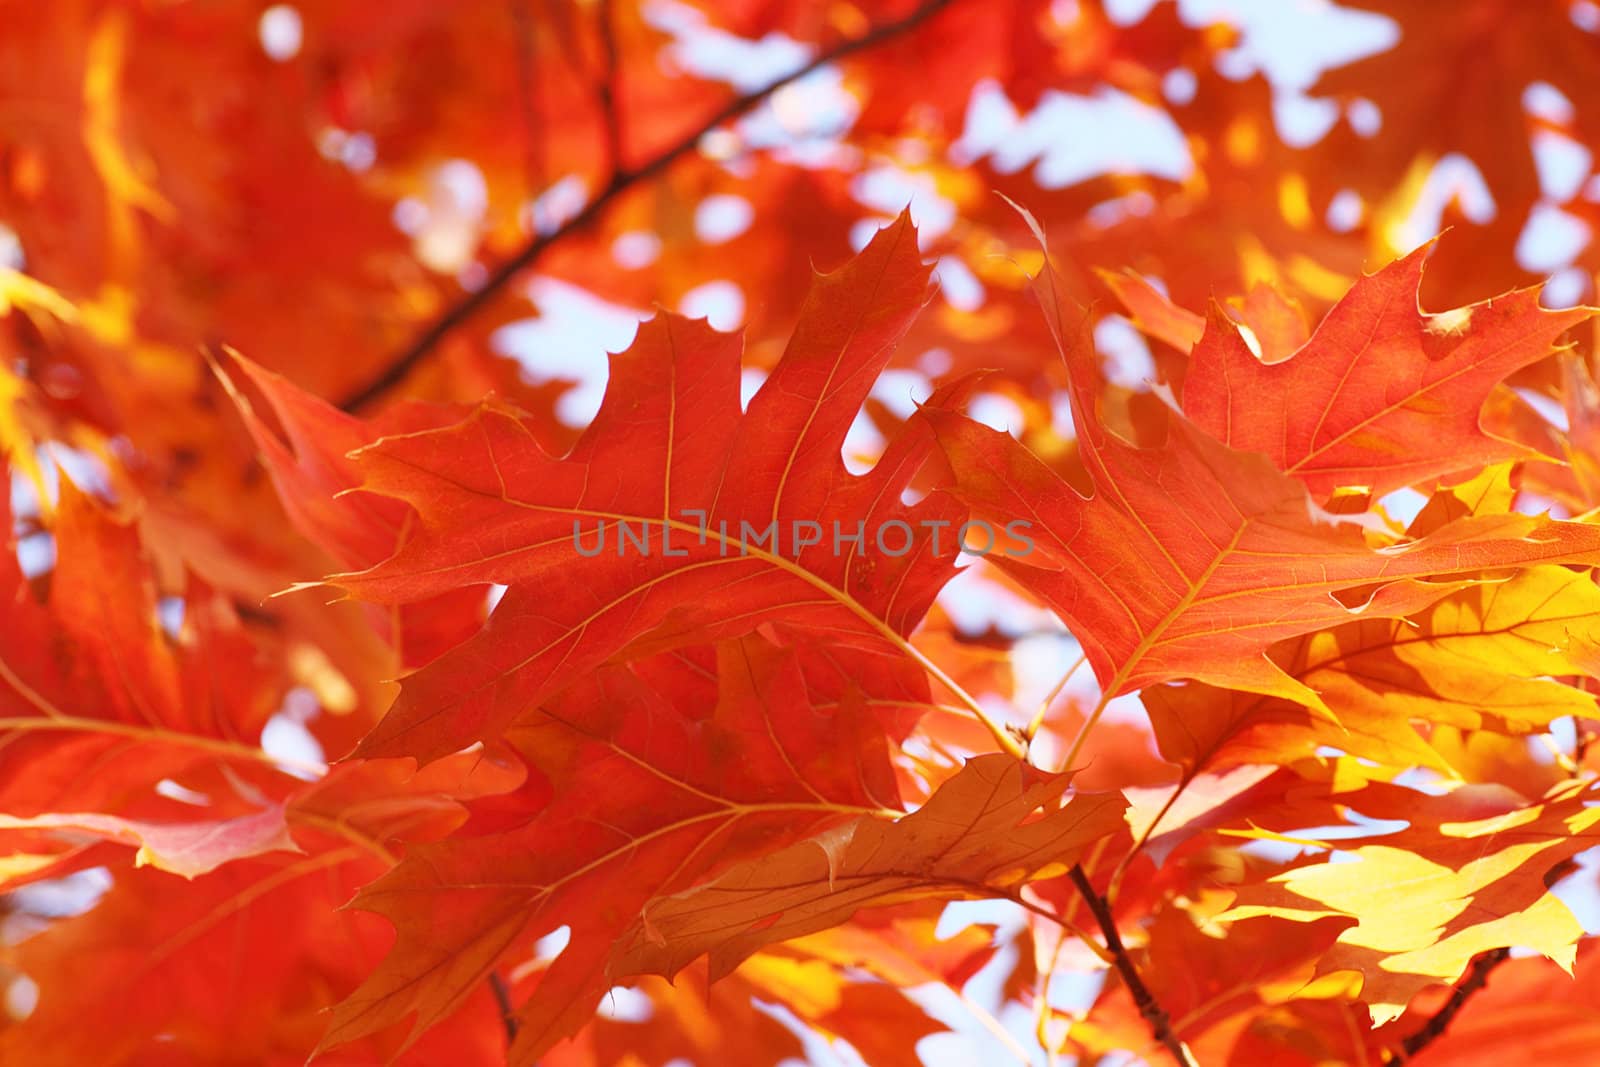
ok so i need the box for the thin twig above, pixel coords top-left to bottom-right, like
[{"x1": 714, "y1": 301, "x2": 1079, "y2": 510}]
[
  {"x1": 508, "y1": 0, "x2": 545, "y2": 216},
  {"x1": 1383, "y1": 947, "x2": 1511, "y2": 1063},
  {"x1": 339, "y1": 0, "x2": 959, "y2": 412},
  {"x1": 595, "y1": 0, "x2": 623, "y2": 176},
  {"x1": 488, "y1": 970, "x2": 520, "y2": 1044},
  {"x1": 1105, "y1": 774, "x2": 1194, "y2": 905},
  {"x1": 1026, "y1": 651, "x2": 1086, "y2": 746},
  {"x1": 1068, "y1": 865, "x2": 1200, "y2": 1067}
]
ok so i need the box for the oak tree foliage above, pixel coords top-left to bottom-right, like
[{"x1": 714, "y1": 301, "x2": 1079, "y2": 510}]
[{"x1": 4, "y1": 1, "x2": 1600, "y2": 1064}]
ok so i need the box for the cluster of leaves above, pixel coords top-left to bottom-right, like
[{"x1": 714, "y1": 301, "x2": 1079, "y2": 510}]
[{"x1": 5, "y1": 1, "x2": 1600, "y2": 1064}]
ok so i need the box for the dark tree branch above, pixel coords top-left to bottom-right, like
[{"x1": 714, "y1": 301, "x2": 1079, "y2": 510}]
[
  {"x1": 1069, "y1": 865, "x2": 1200, "y2": 1067},
  {"x1": 595, "y1": 0, "x2": 623, "y2": 177},
  {"x1": 488, "y1": 970, "x2": 520, "y2": 1045},
  {"x1": 1384, "y1": 947, "x2": 1511, "y2": 1063},
  {"x1": 508, "y1": 0, "x2": 546, "y2": 211},
  {"x1": 339, "y1": 0, "x2": 959, "y2": 413}
]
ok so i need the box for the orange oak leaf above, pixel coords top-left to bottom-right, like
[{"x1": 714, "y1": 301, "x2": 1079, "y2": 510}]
[
  {"x1": 214, "y1": 350, "x2": 429, "y2": 573},
  {"x1": 320, "y1": 635, "x2": 914, "y2": 1063},
  {"x1": 215, "y1": 349, "x2": 490, "y2": 670},
  {"x1": 923, "y1": 229, "x2": 1600, "y2": 711},
  {"x1": 539, "y1": 971, "x2": 807, "y2": 1067},
  {"x1": 609, "y1": 753, "x2": 1125, "y2": 984},
  {"x1": 323, "y1": 213, "x2": 977, "y2": 763},
  {"x1": 1307, "y1": 0, "x2": 1600, "y2": 220},
  {"x1": 1144, "y1": 564, "x2": 1600, "y2": 777},
  {"x1": 12, "y1": 2, "x2": 1600, "y2": 1062},
  {"x1": 1068, "y1": 899, "x2": 1350, "y2": 1066},
  {"x1": 1105, "y1": 249, "x2": 1592, "y2": 497},
  {"x1": 0, "y1": 806, "x2": 295, "y2": 879},
  {"x1": 0, "y1": 750, "x2": 518, "y2": 1067},
  {"x1": 1179, "y1": 246, "x2": 1592, "y2": 496},
  {"x1": 1222, "y1": 778, "x2": 1600, "y2": 1024},
  {"x1": 0, "y1": 474, "x2": 305, "y2": 876},
  {"x1": 0, "y1": 861, "x2": 504, "y2": 1067},
  {"x1": 1098, "y1": 268, "x2": 1205, "y2": 353},
  {"x1": 1402, "y1": 945, "x2": 1600, "y2": 1066}
]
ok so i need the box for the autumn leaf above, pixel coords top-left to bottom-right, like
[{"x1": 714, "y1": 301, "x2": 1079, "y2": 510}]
[
  {"x1": 0, "y1": 475, "x2": 303, "y2": 873},
  {"x1": 0, "y1": 751, "x2": 518, "y2": 1067},
  {"x1": 609, "y1": 753, "x2": 1125, "y2": 983},
  {"x1": 320, "y1": 213, "x2": 986, "y2": 763},
  {"x1": 321, "y1": 635, "x2": 915, "y2": 1062},
  {"x1": 1179, "y1": 247, "x2": 1592, "y2": 496},
  {"x1": 11, "y1": 2, "x2": 1600, "y2": 1063},
  {"x1": 925, "y1": 228, "x2": 1600, "y2": 716},
  {"x1": 1145, "y1": 564, "x2": 1600, "y2": 777},
  {"x1": 1065, "y1": 896, "x2": 1350, "y2": 1065},
  {"x1": 1401, "y1": 946, "x2": 1600, "y2": 1066},
  {"x1": 0, "y1": 807, "x2": 295, "y2": 880},
  {"x1": 1105, "y1": 253, "x2": 1593, "y2": 498},
  {"x1": 1307, "y1": 0, "x2": 1600, "y2": 219},
  {"x1": 1221, "y1": 780, "x2": 1600, "y2": 1024},
  {"x1": 214, "y1": 349, "x2": 490, "y2": 670}
]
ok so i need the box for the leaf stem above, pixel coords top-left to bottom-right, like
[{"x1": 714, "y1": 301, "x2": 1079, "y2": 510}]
[
  {"x1": 1001, "y1": 888, "x2": 1114, "y2": 968},
  {"x1": 1105, "y1": 775, "x2": 1193, "y2": 905},
  {"x1": 1058, "y1": 686, "x2": 1113, "y2": 773},
  {"x1": 1026, "y1": 651, "x2": 1085, "y2": 745}
]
